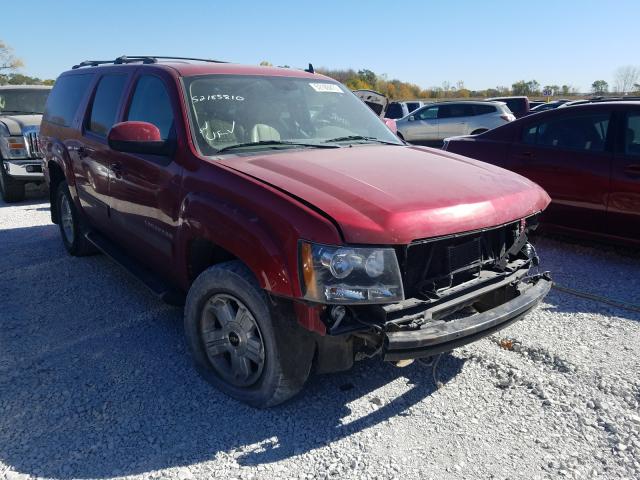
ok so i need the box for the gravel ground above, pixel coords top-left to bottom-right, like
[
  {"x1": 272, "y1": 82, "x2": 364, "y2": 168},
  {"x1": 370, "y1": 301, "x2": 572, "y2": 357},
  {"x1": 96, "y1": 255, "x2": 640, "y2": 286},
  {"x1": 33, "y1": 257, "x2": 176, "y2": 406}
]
[{"x1": 1, "y1": 186, "x2": 639, "y2": 480}]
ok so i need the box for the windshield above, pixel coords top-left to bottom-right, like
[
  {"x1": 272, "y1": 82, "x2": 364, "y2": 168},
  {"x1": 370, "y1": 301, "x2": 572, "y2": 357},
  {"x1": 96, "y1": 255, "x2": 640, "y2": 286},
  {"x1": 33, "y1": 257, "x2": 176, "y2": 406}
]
[
  {"x1": 183, "y1": 75, "x2": 401, "y2": 155},
  {"x1": 0, "y1": 88, "x2": 50, "y2": 115}
]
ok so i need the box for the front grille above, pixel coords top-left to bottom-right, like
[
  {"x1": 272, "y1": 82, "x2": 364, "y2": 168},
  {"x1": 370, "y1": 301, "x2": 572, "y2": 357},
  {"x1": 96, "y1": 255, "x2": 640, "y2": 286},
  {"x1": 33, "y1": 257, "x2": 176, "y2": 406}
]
[
  {"x1": 24, "y1": 130, "x2": 41, "y2": 158},
  {"x1": 402, "y1": 221, "x2": 521, "y2": 299}
]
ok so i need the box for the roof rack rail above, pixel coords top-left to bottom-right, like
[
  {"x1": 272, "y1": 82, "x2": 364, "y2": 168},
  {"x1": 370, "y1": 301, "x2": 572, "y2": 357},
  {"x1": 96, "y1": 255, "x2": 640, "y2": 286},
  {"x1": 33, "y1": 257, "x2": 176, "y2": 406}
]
[{"x1": 72, "y1": 55, "x2": 228, "y2": 69}]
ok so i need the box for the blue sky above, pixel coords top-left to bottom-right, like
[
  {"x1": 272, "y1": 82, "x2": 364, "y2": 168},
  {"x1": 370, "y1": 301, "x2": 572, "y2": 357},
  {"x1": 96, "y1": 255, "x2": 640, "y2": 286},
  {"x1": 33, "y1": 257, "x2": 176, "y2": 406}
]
[{"x1": 4, "y1": 0, "x2": 638, "y2": 92}]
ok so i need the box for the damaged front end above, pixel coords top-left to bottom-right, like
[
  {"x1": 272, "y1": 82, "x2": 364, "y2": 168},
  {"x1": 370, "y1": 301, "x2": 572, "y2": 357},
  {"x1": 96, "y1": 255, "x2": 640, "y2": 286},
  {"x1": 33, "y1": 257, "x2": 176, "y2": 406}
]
[{"x1": 312, "y1": 215, "x2": 551, "y2": 367}]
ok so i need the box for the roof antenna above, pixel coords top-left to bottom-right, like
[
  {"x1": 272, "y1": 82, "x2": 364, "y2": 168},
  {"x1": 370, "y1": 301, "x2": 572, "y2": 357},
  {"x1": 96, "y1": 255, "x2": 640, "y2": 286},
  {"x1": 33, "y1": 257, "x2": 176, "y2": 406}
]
[{"x1": 305, "y1": 63, "x2": 314, "y2": 74}]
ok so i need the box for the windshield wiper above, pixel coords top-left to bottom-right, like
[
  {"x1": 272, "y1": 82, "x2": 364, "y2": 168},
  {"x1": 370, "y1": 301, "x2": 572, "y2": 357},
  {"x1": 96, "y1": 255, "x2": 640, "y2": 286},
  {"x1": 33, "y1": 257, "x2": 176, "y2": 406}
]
[
  {"x1": 216, "y1": 140, "x2": 340, "y2": 154},
  {"x1": 323, "y1": 135, "x2": 400, "y2": 145}
]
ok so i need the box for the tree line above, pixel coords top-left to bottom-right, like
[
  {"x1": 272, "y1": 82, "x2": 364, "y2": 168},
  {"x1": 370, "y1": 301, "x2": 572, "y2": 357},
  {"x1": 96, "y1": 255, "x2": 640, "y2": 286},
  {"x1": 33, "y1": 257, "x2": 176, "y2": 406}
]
[
  {"x1": 316, "y1": 68, "x2": 640, "y2": 100},
  {"x1": 1, "y1": 39, "x2": 638, "y2": 98}
]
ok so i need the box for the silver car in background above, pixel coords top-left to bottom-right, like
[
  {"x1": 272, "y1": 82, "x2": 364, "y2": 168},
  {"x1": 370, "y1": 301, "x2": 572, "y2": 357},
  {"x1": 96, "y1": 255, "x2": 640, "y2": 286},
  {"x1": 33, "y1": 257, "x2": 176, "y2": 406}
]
[{"x1": 396, "y1": 100, "x2": 515, "y2": 143}]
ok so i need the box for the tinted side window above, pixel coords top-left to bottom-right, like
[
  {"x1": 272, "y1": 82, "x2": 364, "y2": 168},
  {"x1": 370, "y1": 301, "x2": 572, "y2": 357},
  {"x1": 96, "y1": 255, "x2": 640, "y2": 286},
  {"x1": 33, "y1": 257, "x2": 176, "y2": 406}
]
[
  {"x1": 406, "y1": 102, "x2": 420, "y2": 112},
  {"x1": 385, "y1": 103, "x2": 404, "y2": 119},
  {"x1": 43, "y1": 74, "x2": 94, "y2": 127},
  {"x1": 126, "y1": 76, "x2": 175, "y2": 140},
  {"x1": 416, "y1": 106, "x2": 438, "y2": 120},
  {"x1": 473, "y1": 104, "x2": 496, "y2": 115},
  {"x1": 87, "y1": 75, "x2": 127, "y2": 136},
  {"x1": 523, "y1": 113, "x2": 610, "y2": 152},
  {"x1": 624, "y1": 112, "x2": 640, "y2": 156},
  {"x1": 438, "y1": 104, "x2": 474, "y2": 118}
]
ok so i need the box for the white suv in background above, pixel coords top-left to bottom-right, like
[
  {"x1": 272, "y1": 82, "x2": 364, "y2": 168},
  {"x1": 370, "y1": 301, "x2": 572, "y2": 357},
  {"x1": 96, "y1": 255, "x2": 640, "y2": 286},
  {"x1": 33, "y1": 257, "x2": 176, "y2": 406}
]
[{"x1": 395, "y1": 100, "x2": 515, "y2": 144}]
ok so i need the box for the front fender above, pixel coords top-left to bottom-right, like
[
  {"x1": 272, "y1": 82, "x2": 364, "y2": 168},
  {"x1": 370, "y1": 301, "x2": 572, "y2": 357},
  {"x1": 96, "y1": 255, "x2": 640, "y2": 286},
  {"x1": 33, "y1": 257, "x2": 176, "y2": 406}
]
[{"x1": 176, "y1": 191, "x2": 336, "y2": 299}]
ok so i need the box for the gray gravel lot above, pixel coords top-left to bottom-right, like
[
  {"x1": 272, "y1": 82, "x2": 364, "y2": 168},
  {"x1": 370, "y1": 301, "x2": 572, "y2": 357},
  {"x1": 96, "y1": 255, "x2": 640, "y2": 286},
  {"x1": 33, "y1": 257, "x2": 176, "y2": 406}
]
[{"x1": 1, "y1": 187, "x2": 639, "y2": 480}]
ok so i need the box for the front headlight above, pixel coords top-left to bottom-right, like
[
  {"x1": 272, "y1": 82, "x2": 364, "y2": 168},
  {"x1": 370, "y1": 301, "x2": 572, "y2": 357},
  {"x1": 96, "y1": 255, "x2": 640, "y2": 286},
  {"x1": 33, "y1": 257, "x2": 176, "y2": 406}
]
[
  {"x1": 0, "y1": 135, "x2": 28, "y2": 159},
  {"x1": 299, "y1": 241, "x2": 404, "y2": 304}
]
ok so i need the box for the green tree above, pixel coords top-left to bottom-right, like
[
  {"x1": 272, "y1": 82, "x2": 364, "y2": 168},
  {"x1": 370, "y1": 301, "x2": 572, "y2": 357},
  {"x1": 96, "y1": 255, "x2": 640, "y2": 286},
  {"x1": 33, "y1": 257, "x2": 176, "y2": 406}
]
[
  {"x1": 512, "y1": 80, "x2": 528, "y2": 95},
  {"x1": 357, "y1": 69, "x2": 376, "y2": 87},
  {"x1": 591, "y1": 80, "x2": 609, "y2": 94},
  {"x1": 0, "y1": 72, "x2": 54, "y2": 86}
]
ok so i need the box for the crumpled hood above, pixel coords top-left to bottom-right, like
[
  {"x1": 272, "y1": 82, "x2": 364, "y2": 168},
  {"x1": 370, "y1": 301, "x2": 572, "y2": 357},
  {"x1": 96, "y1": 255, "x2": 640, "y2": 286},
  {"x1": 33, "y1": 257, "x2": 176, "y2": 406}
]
[
  {"x1": 218, "y1": 145, "x2": 551, "y2": 244},
  {"x1": 0, "y1": 114, "x2": 42, "y2": 135}
]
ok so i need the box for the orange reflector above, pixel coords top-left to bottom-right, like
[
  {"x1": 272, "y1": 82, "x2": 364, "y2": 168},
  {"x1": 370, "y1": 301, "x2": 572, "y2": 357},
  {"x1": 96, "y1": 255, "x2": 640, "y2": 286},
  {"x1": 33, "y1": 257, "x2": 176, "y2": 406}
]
[
  {"x1": 300, "y1": 242, "x2": 318, "y2": 299},
  {"x1": 8, "y1": 143, "x2": 24, "y2": 149}
]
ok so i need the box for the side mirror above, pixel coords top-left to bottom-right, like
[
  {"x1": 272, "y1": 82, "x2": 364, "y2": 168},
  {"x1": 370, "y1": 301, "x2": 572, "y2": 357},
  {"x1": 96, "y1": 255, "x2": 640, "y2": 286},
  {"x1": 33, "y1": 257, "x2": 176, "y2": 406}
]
[
  {"x1": 108, "y1": 121, "x2": 175, "y2": 156},
  {"x1": 408, "y1": 115, "x2": 415, "y2": 122}
]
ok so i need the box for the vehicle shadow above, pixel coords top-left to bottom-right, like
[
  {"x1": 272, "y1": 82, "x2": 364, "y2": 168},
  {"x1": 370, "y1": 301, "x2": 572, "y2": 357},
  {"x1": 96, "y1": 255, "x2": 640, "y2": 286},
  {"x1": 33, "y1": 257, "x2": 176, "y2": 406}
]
[
  {"x1": 0, "y1": 183, "x2": 48, "y2": 208},
  {"x1": 0, "y1": 225, "x2": 465, "y2": 479}
]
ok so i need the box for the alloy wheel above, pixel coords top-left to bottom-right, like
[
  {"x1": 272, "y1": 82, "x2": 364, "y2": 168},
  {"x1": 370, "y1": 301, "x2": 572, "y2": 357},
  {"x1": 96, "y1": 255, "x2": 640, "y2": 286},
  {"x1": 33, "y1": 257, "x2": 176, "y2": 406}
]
[{"x1": 200, "y1": 293, "x2": 265, "y2": 387}]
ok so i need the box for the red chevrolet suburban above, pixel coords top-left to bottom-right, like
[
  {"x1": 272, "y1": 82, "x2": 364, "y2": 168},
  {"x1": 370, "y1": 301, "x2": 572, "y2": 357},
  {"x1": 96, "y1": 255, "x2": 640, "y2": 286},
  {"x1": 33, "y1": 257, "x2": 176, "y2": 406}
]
[{"x1": 40, "y1": 56, "x2": 551, "y2": 407}]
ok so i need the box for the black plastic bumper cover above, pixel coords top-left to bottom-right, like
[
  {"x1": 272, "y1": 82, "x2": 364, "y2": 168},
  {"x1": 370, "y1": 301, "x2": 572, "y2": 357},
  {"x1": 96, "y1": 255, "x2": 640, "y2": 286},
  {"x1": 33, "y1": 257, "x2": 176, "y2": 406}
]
[{"x1": 383, "y1": 276, "x2": 552, "y2": 361}]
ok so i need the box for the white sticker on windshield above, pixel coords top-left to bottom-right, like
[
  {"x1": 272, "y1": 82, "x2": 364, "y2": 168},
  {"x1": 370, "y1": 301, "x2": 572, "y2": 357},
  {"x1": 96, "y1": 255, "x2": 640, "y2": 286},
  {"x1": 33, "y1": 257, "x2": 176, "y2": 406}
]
[{"x1": 309, "y1": 83, "x2": 343, "y2": 93}]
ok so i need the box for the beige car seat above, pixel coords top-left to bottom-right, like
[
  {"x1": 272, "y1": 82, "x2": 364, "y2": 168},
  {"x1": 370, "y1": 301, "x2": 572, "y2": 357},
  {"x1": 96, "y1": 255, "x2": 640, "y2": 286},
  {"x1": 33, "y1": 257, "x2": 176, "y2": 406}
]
[{"x1": 250, "y1": 124, "x2": 280, "y2": 142}]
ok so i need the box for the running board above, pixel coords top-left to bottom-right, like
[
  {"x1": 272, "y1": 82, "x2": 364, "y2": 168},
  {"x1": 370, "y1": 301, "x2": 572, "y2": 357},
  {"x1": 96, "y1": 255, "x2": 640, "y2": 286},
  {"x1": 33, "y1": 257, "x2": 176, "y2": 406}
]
[{"x1": 85, "y1": 231, "x2": 185, "y2": 306}]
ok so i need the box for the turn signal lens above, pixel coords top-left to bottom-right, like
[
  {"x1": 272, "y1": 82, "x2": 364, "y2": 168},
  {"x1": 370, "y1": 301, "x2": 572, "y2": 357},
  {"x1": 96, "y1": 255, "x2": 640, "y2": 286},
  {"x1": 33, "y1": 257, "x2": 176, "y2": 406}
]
[{"x1": 300, "y1": 241, "x2": 318, "y2": 299}]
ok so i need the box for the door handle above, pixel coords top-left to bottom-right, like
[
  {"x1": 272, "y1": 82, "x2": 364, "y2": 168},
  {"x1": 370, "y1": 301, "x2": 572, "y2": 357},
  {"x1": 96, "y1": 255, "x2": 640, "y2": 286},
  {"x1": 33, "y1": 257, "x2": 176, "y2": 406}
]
[
  {"x1": 518, "y1": 151, "x2": 534, "y2": 159},
  {"x1": 624, "y1": 164, "x2": 640, "y2": 176},
  {"x1": 110, "y1": 162, "x2": 123, "y2": 179}
]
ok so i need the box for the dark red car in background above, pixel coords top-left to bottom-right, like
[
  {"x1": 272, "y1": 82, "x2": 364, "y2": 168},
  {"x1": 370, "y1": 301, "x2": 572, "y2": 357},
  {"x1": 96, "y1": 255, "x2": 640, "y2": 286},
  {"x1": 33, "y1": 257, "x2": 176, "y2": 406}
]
[{"x1": 444, "y1": 101, "x2": 640, "y2": 245}]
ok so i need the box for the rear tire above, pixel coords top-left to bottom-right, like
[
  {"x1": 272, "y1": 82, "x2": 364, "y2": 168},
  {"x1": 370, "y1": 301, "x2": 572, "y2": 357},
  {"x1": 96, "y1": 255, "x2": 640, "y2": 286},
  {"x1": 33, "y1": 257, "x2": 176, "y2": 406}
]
[
  {"x1": 0, "y1": 166, "x2": 25, "y2": 203},
  {"x1": 184, "y1": 261, "x2": 315, "y2": 408},
  {"x1": 55, "y1": 181, "x2": 96, "y2": 256}
]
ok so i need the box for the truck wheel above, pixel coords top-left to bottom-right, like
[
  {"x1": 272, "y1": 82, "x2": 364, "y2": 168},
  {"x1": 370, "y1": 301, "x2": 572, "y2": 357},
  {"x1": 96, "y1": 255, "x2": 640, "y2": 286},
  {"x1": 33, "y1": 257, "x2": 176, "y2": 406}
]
[
  {"x1": 184, "y1": 261, "x2": 315, "y2": 408},
  {"x1": 55, "y1": 181, "x2": 95, "y2": 256},
  {"x1": 0, "y1": 166, "x2": 25, "y2": 203}
]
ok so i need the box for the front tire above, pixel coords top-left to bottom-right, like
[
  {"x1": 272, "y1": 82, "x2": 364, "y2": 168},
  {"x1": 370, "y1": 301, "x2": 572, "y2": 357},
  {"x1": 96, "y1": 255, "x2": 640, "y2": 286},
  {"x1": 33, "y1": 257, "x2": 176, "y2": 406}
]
[
  {"x1": 55, "y1": 181, "x2": 95, "y2": 256},
  {"x1": 184, "y1": 261, "x2": 315, "y2": 407},
  {"x1": 0, "y1": 166, "x2": 25, "y2": 203}
]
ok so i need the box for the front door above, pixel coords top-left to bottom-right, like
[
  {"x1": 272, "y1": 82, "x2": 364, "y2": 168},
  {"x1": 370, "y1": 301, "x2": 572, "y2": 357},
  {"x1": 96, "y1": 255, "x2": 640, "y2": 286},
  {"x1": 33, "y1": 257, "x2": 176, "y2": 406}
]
[
  {"x1": 608, "y1": 110, "x2": 640, "y2": 242},
  {"x1": 404, "y1": 105, "x2": 439, "y2": 141},
  {"x1": 509, "y1": 110, "x2": 613, "y2": 233},
  {"x1": 107, "y1": 73, "x2": 182, "y2": 276}
]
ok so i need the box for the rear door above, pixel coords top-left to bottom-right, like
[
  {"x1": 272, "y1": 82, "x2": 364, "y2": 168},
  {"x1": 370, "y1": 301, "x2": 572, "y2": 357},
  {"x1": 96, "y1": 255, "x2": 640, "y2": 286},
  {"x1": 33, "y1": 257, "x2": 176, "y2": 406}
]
[
  {"x1": 509, "y1": 109, "x2": 613, "y2": 233},
  {"x1": 437, "y1": 103, "x2": 475, "y2": 138},
  {"x1": 107, "y1": 72, "x2": 183, "y2": 275},
  {"x1": 403, "y1": 105, "x2": 439, "y2": 141},
  {"x1": 608, "y1": 109, "x2": 640, "y2": 241},
  {"x1": 75, "y1": 73, "x2": 129, "y2": 231}
]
